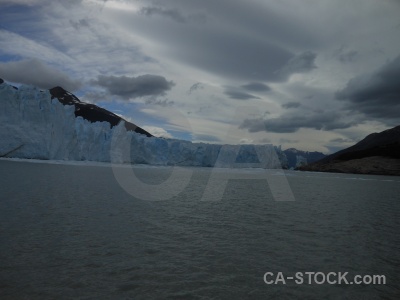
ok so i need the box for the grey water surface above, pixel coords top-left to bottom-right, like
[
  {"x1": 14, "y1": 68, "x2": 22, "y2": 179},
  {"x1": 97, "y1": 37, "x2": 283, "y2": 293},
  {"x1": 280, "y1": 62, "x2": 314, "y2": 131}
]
[{"x1": 0, "y1": 160, "x2": 399, "y2": 299}]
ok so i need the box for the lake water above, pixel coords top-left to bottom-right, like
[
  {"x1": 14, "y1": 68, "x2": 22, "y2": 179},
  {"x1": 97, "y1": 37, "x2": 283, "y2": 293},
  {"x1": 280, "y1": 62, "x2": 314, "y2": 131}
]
[{"x1": 1, "y1": 159, "x2": 400, "y2": 299}]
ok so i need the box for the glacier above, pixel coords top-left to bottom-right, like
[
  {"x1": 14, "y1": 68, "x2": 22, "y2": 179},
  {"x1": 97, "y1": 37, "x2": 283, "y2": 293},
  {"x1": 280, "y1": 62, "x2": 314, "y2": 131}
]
[{"x1": 0, "y1": 81, "x2": 288, "y2": 168}]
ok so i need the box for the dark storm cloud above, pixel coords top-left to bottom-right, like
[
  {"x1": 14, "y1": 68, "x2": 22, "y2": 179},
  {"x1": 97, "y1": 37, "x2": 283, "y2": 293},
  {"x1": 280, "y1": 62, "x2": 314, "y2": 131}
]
[
  {"x1": 241, "y1": 82, "x2": 270, "y2": 92},
  {"x1": 153, "y1": 0, "x2": 318, "y2": 47},
  {"x1": 277, "y1": 51, "x2": 317, "y2": 78},
  {"x1": 0, "y1": 58, "x2": 81, "y2": 91},
  {"x1": 336, "y1": 54, "x2": 400, "y2": 119},
  {"x1": 224, "y1": 87, "x2": 260, "y2": 100},
  {"x1": 333, "y1": 46, "x2": 358, "y2": 63},
  {"x1": 93, "y1": 74, "x2": 175, "y2": 99},
  {"x1": 282, "y1": 102, "x2": 301, "y2": 109},
  {"x1": 240, "y1": 111, "x2": 355, "y2": 133},
  {"x1": 131, "y1": 0, "x2": 319, "y2": 82},
  {"x1": 172, "y1": 29, "x2": 294, "y2": 82}
]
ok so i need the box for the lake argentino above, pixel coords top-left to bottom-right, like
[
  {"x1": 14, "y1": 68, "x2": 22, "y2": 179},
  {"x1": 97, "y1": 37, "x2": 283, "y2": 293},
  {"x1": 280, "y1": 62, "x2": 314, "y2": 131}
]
[{"x1": 0, "y1": 159, "x2": 399, "y2": 299}]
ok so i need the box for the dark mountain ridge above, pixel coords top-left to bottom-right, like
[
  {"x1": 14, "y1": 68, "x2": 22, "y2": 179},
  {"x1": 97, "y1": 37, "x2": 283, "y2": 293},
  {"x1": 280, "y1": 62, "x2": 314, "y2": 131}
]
[
  {"x1": 298, "y1": 126, "x2": 400, "y2": 175},
  {"x1": 319, "y1": 125, "x2": 400, "y2": 163},
  {"x1": 49, "y1": 86, "x2": 153, "y2": 137}
]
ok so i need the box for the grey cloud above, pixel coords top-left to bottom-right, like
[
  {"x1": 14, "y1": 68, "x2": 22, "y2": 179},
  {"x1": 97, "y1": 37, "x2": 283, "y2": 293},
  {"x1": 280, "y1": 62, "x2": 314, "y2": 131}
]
[
  {"x1": 336, "y1": 54, "x2": 400, "y2": 120},
  {"x1": 257, "y1": 137, "x2": 271, "y2": 144},
  {"x1": 144, "y1": 96, "x2": 174, "y2": 106},
  {"x1": 280, "y1": 82, "x2": 332, "y2": 104},
  {"x1": 224, "y1": 87, "x2": 260, "y2": 100},
  {"x1": 334, "y1": 47, "x2": 358, "y2": 63},
  {"x1": 0, "y1": 58, "x2": 81, "y2": 91},
  {"x1": 240, "y1": 111, "x2": 356, "y2": 133},
  {"x1": 194, "y1": 134, "x2": 221, "y2": 142},
  {"x1": 139, "y1": 6, "x2": 206, "y2": 24},
  {"x1": 58, "y1": 0, "x2": 83, "y2": 8},
  {"x1": 81, "y1": 91, "x2": 109, "y2": 103},
  {"x1": 139, "y1": 7, "x2": 187, "y2": 23},
  {"x1": 325, "y1": 137, "x2": 356, "y2": 153},
  {"x1": 93, "y1": 74, "x2": 175, "y2": 99},
  {"x1": 282, "y1": 102, "x2": 301, "y2": 109},
  {"x1": 329, "y1": 138, "x2": 354, "y2": 143},
  {"x1": 325, "y1": 145, "x2": 345, "y2": 154},
  {"x1": 280, "y1": 138, "x2": 299, "y2": 144},
  {"x1": 70, "y1": 19, "x2": 90, "y2": 30},
  {"x1": 174, "y1": 29, "x2": 294, "y2": 82},
  {"x1": 152, "y1": 0, "x2": 318, "y2": 47},
  {"x1": 188, "y1": 82, "x2": 204, "y2": 94},
  {"x1": 128, "y1": 3, "x2": 317, "y2": 82},
  {"x1": 241, "y1": 82, "x2": 270, "y2": 92},
  {"x1": 277, "y1": 51, "x2": 317, "y2": 78}
]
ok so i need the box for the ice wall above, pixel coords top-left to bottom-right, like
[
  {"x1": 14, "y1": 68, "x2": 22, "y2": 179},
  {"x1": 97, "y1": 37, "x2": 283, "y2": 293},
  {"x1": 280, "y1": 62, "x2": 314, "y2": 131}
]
[{"x1": 0, "y1": 82, "x2": 287, "y2": 168}]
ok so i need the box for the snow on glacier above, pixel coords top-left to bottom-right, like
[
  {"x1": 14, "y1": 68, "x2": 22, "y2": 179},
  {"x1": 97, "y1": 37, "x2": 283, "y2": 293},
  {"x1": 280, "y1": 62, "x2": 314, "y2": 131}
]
[{"x1": 0, "y1": 82, "x2": 288, "y2": 168}]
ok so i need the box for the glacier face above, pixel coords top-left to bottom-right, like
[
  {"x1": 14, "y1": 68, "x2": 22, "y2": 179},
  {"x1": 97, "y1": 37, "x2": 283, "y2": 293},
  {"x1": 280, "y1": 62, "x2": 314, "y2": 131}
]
[{"x1": 0, "y1": 82, "x2": 288, "y2": 168}]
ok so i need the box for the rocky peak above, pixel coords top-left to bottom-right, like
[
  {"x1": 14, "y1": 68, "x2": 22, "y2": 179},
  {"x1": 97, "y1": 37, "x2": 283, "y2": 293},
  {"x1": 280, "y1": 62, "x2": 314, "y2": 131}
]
[{"x1": 49, "y1": 86, "x2": 81, "y2": 105}]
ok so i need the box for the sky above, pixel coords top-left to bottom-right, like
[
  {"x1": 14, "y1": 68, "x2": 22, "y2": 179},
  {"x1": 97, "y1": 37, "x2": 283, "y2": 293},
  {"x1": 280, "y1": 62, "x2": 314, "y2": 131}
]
[{"x1": 0, "y1": 0, "x2": 399, "y2": 153}]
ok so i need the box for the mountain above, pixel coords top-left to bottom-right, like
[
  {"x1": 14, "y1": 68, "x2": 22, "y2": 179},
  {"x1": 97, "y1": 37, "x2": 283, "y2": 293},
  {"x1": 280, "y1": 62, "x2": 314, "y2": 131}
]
[
  {"x1": 283, "y1": 148, "x2": 326, "y2": 169},
  {"x1": 0, "y1": 79, "x2": 287, "y2": 168},
  {"x1": 298, "y1": 126, "x2": 400, "y2": 175},
  {"x1": 49, "y1": 86, "x2": 152, "y2": 137}
]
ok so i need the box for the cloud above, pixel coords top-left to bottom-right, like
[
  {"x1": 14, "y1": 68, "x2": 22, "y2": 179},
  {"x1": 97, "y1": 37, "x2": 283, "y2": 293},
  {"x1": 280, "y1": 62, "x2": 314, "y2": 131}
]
[
  {"x1": 223, "y1": 82, "x2": 270, "y2": 100},
  {"x1": 257, "y1": 137, "x2": 271, "y2": 144},
  {"x1": 224, "y1": 87, "x2": 260, "y2": 100},
  {"x1": 325, "y1": 137, "x2": 356, "y2": 154},
  {"x1": 1, "y1": 0, "x2": 400, "y2": 149},
  {"x1": 277, "y1": 51, "x2": 317, "y2": 78},
  {"x1": 333, "y1": 46, "x2": 358, "y2": 63},
  {"x1": 80, "y1": 91, "x2": 110, "y2": 103},
  {"x1": 0, "y1": 58, "x2": 81, "y2": 90},
  {"x1": 282, "y1": 102, "x2": 301, "y2": 109},
  {"x1": 329, "y1": 138, "x2": 354, "y2": 143},
  {"x1": 336, "y1": 54, "x2": 400, "y2": 120},
  {"x1": 170, "y1": 29, "x2": 294, "y2": 82},
  {"x1": 0, "y1": 0, "x2": 49, "y2": 6},
  {"x1": 188, "y1": 82, "x2": 204, "y2": 94},
  {"x1": 141, "y1": 126, "x2": 173, "y2": 138},
  {"x1": 240, "y1": 111, "x2": 356, "y2": 133},
  {"x1": 93, "y1": 74, "x2": 175, "y2": 99},
  {"x1": 239, "y1": 138, "x2": 254, "y2": 144},
  {"x1": 139, "y1": 6, "x2": 207, "y2": 24},
  {"x1": 69, "y1": 18, "x2": 90, "y2": 30},
  {"x1": 139, "y1": 6, "x2": 187, "y2": 23},
  {"x1": 127, "y1": 5, "x2": 311, "y2": 82},
  {"x1": 104, "y1": 2, "x2": 330, "y2": 84},
  {"x1": 280, "y1": 138, "x2": 298, "y2": 144},
  {"x1": 241, "y1": 82, "x2": 270, "y2": 92},
  {"x1": 144, "y1": 96, "x2": 174, "y2": 107},
  {"x1": 193, "y1": 134, "x2": 221, "y2": 142}
]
